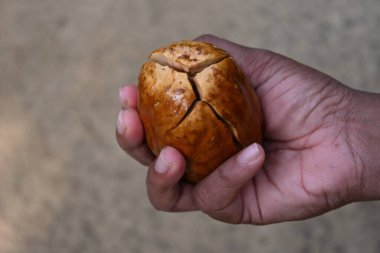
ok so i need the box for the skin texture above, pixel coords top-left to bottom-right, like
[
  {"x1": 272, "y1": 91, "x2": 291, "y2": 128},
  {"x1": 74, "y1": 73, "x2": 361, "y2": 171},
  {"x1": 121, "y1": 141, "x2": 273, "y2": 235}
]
[
  {"x1": 116, "y1": 34, "x2": 380, "y2": 224},
  {"x1": 139, "y1": 41, "x2": 263, "y2": 183}
]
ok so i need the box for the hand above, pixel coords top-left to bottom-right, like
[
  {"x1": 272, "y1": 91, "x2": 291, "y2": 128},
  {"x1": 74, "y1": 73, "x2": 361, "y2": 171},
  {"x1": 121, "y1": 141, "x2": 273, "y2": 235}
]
[{"x1": 116, "y1": 34, "x2": 373, "y2": 224}]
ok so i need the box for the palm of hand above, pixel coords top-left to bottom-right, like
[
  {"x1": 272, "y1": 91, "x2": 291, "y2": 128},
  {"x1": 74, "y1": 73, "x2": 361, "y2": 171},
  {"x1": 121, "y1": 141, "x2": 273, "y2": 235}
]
[{"x1": 231, "y1": 50, "x2": 359, "y2": 223}]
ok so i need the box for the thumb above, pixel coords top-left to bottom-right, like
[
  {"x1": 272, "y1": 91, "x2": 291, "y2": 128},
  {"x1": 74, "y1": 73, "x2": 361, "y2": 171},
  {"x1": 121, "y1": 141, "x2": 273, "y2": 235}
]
[{"x1": 193, "y1": 143, "x2": 265, "y2": 214}]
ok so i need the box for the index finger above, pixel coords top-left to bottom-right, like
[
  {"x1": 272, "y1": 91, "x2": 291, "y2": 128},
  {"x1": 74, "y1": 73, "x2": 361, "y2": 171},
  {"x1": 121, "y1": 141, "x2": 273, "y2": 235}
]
[{"x1": 116, "y1": 85, "x2": 155, "y2": 165}]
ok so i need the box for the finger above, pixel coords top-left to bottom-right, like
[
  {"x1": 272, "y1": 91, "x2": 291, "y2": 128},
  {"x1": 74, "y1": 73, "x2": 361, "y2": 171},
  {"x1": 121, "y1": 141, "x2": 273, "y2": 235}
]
[
  {"x1": 147, "y1": 146, "x2": 197, "y2": 211},
  {"x1": 119, "y1": 84, "x2": 138, "y2": 109},
  {"x1": 116, "y1": 108, "x2": 155, "y2": 165},
  {"x1": 193, "y1": 143, "x2": 265, "y2": 219}
]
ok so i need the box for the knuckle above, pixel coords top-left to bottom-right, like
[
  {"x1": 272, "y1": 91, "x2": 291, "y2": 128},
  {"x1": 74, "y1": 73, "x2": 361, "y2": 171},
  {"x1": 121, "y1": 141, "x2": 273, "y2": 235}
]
[
  {"x1": 150, "y1": 200, "x2": 169, "y2": 212},
  {"x1": 148, "y1": 198, "x2": 162, "y2": 210},
  {"x1": 148, "y1": 189, "x2": 178, "y2": 212},
  {"x1": 146, "y1": 186, "x2": 171, "y2": 212},
  {"x1": 146, "y1": 169, "x2": 175, "y2": 212},
  {"x1": 146, "y1": 175, "x2": 155, "y2": 189},
  {"x1": 146, "y1": 169, "x2": 164, "y2": 188},
  {"x1": 193, "y1": 187, "x2": 212, "y2": 212},
  {"x1": 216, "y1": 166, "x2": 235, "y2": 187}
]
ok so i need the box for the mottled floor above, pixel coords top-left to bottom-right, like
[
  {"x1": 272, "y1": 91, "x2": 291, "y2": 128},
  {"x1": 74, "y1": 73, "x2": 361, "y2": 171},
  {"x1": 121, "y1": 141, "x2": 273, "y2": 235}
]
[{"x1": 1, "y1": 1, "x2": 380, "y2": 252}]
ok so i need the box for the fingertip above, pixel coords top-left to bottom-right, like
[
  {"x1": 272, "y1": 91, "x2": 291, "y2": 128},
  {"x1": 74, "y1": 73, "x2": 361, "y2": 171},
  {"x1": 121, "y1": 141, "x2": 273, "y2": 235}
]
[
  {"x1": 200, "y1": 143, "x2": 265, "y2": 190},
  {"x1": 255, "y1": 143, "x2": 266, "y2": 163},
  {"x1": 237, "y1": 143, "x2": 265, "y2": 166},
  {"x1": 147, "y1": 147, "x2": 186, "y2": 191},
  {"x1": 164, "y1": 146, "x2": 186, "y2": 164},
  {"x1": 256, "y1": 143, "x2": 266, "y2": 160},
  {"x1": 119, "y1": 84, "x2": 138, "y2": 109},
  {"x1": 146, "y1": 147, "x2": 195, "y2": 212},
  {"x1": 116, "y1": 109, "x2": 144, "y2": 148},
  {"x1": 232, "y1": 143, "x2": 265, "y2": 180},
  {"x1": 146, "y1": 147, "x2": 187, "y2": 211},
  {"x1": 154, "y1": 146, "x2": 186, "y2": 178}
]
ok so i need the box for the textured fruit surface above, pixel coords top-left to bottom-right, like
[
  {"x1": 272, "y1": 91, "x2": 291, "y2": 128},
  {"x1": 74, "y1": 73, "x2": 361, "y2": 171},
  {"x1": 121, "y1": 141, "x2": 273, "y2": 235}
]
[{"x1": 138, "y1": 41, "x2": 263, "y2": 183}]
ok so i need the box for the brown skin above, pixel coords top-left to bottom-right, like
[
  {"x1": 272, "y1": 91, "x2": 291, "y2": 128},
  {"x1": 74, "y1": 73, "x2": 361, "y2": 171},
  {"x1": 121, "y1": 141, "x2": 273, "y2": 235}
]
[
  {"x1": 116, "y1": 35, "x2": 380, "y2": 224},
  {"x1": 138, "y1": 41, "x2": 263, "y2": 183}
]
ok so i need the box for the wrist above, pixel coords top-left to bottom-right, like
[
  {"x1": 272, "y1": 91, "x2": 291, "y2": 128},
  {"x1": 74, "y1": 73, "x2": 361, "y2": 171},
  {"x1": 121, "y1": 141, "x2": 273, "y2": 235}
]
[{"x1": 348, "y1": 90, "x2": 380, "y2": 201}]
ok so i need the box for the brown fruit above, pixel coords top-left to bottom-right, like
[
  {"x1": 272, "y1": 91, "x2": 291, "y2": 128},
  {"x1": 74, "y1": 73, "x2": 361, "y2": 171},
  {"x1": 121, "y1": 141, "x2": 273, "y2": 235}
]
[{"x1": 138, "y1": 41, "x2": 263, "y2": 183}]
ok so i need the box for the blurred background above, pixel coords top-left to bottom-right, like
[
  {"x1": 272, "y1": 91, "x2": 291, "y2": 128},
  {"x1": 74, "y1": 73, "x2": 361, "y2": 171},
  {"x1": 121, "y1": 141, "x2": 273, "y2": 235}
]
[{"x1": 1, "y1": 0, "x2": 380, "y2": 252}]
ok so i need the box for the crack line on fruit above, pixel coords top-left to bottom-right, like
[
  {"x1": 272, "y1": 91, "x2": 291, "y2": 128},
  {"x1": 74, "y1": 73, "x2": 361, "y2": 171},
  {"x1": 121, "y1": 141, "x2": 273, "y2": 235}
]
[
  {"x1": 171, "y1": 72, "x2": 243, "y2": 149},
  {"x1": 171, "y1": 100, "x2": 198, "y2": 130},
  {"x1": 187, "y1": 75, "x2": 201, "y2": 100},
  {"x1": 170, "y1": 75, "x2": 201, "y2": 130},
  {"x1": 203, "y1": 101, "x2": 244, "y2": 149}
]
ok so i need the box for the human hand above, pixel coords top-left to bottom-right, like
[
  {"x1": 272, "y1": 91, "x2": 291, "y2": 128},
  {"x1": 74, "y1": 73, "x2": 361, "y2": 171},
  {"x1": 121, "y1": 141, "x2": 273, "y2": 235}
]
[{"x1": 116, "y1": 34, "x2": 377, "y2": 224}]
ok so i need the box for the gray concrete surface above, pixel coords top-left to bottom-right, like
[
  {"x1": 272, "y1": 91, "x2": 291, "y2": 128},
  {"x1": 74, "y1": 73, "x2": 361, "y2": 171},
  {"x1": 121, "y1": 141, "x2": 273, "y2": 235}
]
[{"x1": 1, "y1": 0, "x2": 380, "y2": 252}]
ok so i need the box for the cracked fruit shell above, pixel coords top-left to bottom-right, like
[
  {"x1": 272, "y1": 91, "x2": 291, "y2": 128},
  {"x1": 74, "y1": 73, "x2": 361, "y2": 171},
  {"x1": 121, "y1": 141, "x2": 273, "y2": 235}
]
[{"x1": 138, "y1": 41, "x2": 263, "y2": 183}]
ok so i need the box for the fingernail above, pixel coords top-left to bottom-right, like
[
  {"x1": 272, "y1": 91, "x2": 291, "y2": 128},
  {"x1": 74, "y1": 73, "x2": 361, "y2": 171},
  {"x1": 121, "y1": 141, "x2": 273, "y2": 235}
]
[
  {"x1": 119, "y1": 86, "x2": 128, "y2": 108},
  {"x1": 117, "y1": 111, "x2": 126, "y2": 135},
  {"x1": 237, "y1": 143, "x2": 260, "y2": 165},
  {"x1": 155, "y1": 149, "x2": 171, "y2": 174}
]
